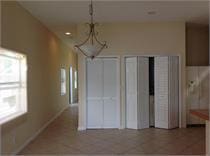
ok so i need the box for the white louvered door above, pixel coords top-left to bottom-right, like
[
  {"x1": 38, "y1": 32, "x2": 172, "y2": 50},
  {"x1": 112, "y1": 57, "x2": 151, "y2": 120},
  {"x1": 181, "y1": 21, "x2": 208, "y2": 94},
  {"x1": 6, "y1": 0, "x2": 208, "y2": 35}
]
[
  {"x1": 155, "y1": 57, "x2": 169, "y2": 129},
  {"x1": 126, "y1": 57, "x2": 149, "y2": 129},
  {"x1": 126, "y1": 57, "x2": 138, "y2": 129},
  {"x1": 155, "y1": 56, "x2": 179, "y2": 129},
  {"x1": 168, "y1": 56, "x2": 179, "y2": 128},
  {"x1": 137, "y1": 57, "x2": 150, "y2": 129}
]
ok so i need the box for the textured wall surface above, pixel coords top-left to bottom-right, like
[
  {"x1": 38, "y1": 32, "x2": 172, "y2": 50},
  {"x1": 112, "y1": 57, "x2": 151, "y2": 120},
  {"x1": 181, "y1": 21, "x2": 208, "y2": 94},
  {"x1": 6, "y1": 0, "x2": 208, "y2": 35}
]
[
  {"x1": 186, "y1": 24, "x2": 209, "y2": 66},
  {"x1": 1, "y1": 1, "x2": 77, "y2": 154},
  {"x1": 77, "y1": 22, "x2": 186, "y2": 129}
]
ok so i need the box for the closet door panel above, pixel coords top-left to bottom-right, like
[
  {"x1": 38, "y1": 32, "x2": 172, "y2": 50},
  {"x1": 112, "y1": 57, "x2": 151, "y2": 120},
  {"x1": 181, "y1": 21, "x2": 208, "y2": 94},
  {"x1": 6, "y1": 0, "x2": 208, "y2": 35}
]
[
  {"x1": 103, "y1": 59, "x2": 117, "y2": 128},
  {"x1": 138, "y1": 57, "x2": 149, "y2": 129},
  {"x1": 173, "y1": 56, "x2": 179, "y2": 128},
  {"x1": 87, "y1": 100, "x2": 103, "y2": 128},
  {"x1": 87, "y1": 59, "x2": 103, "y2": 128},
  {"x1": 103, "y1": 99, "x2": 117, "y2": 128},
  {"x1": 126, "y1": 57, "x2": 138, "y2": 129},
  {"x1": 168, "y1": 56, "x2": 179, "y2": 128},
  {"x1": 155, "y1": 57, "x2": 169, "y2": 129}
]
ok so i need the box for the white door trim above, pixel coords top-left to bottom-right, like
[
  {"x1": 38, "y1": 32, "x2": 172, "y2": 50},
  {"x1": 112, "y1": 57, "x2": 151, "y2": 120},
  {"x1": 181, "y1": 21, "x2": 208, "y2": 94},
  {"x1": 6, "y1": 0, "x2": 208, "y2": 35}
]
[{"x1": 123, "y1": 54, "x2": 182, "y2": 128}]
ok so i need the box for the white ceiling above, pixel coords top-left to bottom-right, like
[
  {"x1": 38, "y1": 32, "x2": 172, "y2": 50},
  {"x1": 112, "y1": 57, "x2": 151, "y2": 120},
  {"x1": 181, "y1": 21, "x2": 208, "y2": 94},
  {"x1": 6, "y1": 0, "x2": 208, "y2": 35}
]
[
  {"x1": 19, "y1": 1, "x2": 209, "y2": 25},
  {"x1": 18, "y1": 1, "x2": 209, "y2": 47}
]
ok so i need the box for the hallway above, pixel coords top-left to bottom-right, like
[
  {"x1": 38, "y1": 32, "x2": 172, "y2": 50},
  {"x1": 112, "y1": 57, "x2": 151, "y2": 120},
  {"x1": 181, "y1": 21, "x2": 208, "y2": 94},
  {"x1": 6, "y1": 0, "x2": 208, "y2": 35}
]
[{"x1": 19, "y1": 106, "x2": 205, "y2": 155}]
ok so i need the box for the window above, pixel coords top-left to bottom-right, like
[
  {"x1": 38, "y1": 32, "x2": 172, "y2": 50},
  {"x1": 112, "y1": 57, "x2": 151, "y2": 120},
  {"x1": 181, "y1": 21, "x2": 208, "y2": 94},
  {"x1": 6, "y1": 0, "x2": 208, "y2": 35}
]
[
  {"x1": 0, "y1": 48, "x2": 27, "y2": 124},
  {"x1": 74, "y1": 70, "x2": 77, "y2": 89},
  {"x1": 69, "y1": 67, "x2": 73, "y2": 103},
  {"x1": 60, "y1": 68, "x2": 66, "y2": 95}
]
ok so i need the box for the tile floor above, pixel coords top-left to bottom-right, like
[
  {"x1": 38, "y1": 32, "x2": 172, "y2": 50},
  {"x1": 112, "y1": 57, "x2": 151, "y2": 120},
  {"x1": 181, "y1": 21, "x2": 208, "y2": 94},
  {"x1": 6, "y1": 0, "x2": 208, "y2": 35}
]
[{"x1": 19, "y1": 106, "x2": 205, "y2": 155}]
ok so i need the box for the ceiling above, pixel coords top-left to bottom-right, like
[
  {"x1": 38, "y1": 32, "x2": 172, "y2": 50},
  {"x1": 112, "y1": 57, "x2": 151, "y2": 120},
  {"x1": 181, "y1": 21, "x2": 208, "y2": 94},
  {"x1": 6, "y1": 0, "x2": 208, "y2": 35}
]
[{"x1": 18, "y1": 1, "x2": 209, "y2": 47}]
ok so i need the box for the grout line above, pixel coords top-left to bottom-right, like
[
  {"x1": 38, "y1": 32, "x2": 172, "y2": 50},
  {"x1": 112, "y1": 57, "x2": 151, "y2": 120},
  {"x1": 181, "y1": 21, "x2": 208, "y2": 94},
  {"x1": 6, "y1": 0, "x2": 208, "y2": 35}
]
[{"x1": 13, "y1": 105, "x2": 70, "y2": 155}]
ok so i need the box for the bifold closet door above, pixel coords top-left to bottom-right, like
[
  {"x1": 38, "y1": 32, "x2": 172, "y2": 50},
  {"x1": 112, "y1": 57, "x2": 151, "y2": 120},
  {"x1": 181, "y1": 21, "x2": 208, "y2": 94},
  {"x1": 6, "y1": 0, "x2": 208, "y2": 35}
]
[
  {"x1": 126, "y1": 57, "x2": 138, "y2": 129},
  {"x1": 155, "y1": 56, "x2": 179, "y2": 129},
  {"x1": 137, "y1": 57, "x2": 149, "y2": 129},
  {"x1": 87, "y1": 59, "x2": 103, "y2": 128},
  {"x1": 87, "y1": 58, "x2": 118, "y2": 129},
  {"x1": 125, "y1": 57, "x2": 149, "y2": 129},
  {"x1": 155, "y1": 57, "x2": 169, "y2": 129},
  {"x1": 103, "y1": 59, "x2": 118, "y2": 128},
  {"x1": 168, "y1": 56, "x2": 179, "y2": 128}
]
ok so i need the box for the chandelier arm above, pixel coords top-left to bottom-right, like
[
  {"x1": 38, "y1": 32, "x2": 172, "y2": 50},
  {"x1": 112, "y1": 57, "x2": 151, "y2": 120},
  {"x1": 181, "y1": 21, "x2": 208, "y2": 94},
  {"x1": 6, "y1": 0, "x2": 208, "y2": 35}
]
[
  {"x1": 76, "y1": 46, "x2": 91, "y2": 58},
  {"x1": 93, "y1": 27, "x2": 107, "y2": 47},
  {"x1": 92, "y1": 44, "x2": 106, "y2": 58},
  {"x1": 75, "y1": 25, "x2": 92, "y2": 47}
]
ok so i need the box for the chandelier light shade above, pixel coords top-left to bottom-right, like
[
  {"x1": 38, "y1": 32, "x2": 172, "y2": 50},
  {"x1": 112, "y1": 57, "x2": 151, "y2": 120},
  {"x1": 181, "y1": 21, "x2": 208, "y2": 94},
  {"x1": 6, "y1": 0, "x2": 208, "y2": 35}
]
[{"x1": 75, "y1": 0, "x2": 107, "y2": 59}]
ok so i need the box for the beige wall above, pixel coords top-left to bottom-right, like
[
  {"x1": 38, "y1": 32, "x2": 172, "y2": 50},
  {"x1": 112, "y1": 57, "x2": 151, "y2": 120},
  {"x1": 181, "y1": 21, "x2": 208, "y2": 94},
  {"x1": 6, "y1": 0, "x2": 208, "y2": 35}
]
[
  {"x1": 1, "y1": 1, "x2": 77, "y2": 154},
  {"x1": 0, "y1": 1, "x2": 2, "y2": 154},
  {"x1": 186, "y1": 23, "x2": 209, "y2": 66},
  {"x1": 77, "y1": 22, "x2": 186, "y2": 129}
]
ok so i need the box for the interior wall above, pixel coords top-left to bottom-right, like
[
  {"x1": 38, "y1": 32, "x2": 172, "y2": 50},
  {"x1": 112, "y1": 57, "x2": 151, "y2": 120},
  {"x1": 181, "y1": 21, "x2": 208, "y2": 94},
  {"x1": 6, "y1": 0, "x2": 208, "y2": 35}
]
[
  {"x1": 186, "y1": 23, "x2": 209, "y2": 66},
  {"x1": 77, "y1": 22, "x2": 186, "y2": 129},
  {"x1": 1, "y1": 1, "x2": 77, "y2": 154},
  {"x1": 0, "y1": 1, "x2": 2, "y2": 154}
]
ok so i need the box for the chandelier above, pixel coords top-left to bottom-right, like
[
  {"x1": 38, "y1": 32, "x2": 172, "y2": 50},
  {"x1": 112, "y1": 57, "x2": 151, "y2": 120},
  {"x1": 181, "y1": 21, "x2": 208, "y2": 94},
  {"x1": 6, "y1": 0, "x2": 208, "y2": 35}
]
[{"x1": 75, "y1": 0, "x2": 107, "y2": 59}]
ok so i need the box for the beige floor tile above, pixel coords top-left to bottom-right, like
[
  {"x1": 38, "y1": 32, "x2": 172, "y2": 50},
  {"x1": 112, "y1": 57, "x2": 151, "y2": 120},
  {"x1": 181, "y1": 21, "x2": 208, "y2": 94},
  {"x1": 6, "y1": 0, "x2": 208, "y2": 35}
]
[{"x1": 19, "y1": 106, "x2": 205, "y2": 155}]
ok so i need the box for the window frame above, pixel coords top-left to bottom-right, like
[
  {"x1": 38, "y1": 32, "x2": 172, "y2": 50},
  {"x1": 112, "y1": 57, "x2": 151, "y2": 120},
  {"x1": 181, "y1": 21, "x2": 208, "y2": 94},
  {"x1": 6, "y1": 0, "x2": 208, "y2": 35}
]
[
  {"x1": 74, "y1": 70, "x2": 77, "y2": 89},
  {"x1": 0, "y1": 48, "x2": 27, "y2": 125},
  {"x1": 60, "y1": 68, "x2": 66, "y2": 96}
]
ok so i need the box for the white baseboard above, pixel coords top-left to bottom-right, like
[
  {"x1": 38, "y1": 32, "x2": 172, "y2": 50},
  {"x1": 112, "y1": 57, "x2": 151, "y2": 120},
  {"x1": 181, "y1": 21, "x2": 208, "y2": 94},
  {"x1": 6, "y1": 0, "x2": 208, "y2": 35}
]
[
  {"x1": 70, "y1": 103, "x2": 78, "y2": 107},
  {"x1": 14, "y1": 105, "x2": 69, "y2": 155},
  {"x1": 77, "y1": 126, "x2": 86, "y2": 131},
  {"x1": 119, "y1": 125, "x2": 125, "y2": 129}
]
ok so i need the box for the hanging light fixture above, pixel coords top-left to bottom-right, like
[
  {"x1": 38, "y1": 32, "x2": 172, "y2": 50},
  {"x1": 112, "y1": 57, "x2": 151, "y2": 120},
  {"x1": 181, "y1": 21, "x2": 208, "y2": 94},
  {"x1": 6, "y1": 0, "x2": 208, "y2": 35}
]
[{"x1": 75, "y1": 0, "x2": 107, "y2": 59}]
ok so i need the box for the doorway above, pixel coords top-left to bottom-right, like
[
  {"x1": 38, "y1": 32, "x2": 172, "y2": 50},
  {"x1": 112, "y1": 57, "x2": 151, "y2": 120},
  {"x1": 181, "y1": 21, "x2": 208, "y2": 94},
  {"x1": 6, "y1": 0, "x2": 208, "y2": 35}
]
[
  {"x1": 125, "y1": 56, "x2": 179, "y2": 129},
  {"x1": 149, "y1": 57, "x2": 155, "y2": 127}
]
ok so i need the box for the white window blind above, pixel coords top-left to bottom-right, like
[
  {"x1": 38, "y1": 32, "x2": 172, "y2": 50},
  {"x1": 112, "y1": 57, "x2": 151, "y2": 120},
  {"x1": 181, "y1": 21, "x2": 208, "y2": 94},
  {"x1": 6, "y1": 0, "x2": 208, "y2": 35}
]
[
  {"x1": 0, "y1": 48, "x2": 27, "y2": 124},
  {"x1": 74, "y1": 70, "x2": 77, "y2": 89},
  {"x1": 60, "y1": 68, "x2": 66, "y2": 96}
]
